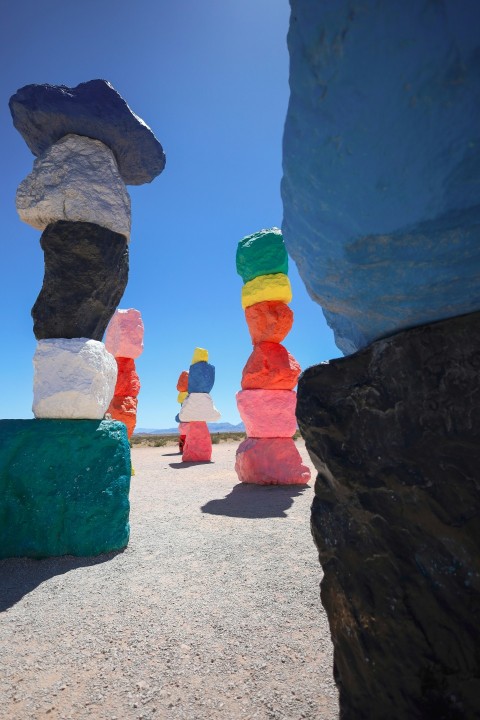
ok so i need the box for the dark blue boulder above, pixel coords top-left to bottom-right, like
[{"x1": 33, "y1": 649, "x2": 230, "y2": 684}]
[
  {"x1": 188, "y1": 362, "x2": 215, "y2": 393},
  {"x1": 282, "y1": 1, "x2": 480, "y2": 354},
  {"x1": 9, "y1": 79, "x2": 165, "y2": 185},
  {"x1": 175, "y1": 413, "x2": 180, "y2": 424}
]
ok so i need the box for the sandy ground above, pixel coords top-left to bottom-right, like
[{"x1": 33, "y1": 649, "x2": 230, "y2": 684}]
[{"x1": 0, "y1": 440, "x2": 338, "y2": 720}]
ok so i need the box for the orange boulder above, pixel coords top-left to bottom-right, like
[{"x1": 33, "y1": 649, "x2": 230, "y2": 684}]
[
  {"x1": 107, "y1": 395, "x2": 138, "y2": 438},
  {"x1": 114, "y1": 357, "x2": 140, "y2": 397},
  {"x1": 241, "y1": 342, "x2": 301, "y2": 390},
  {"x1": 245, "y1": 301, "x2": 293, "y2": 344},
  {"x1": 176, "y1": 370, "x2": 189, "y2": 392}
]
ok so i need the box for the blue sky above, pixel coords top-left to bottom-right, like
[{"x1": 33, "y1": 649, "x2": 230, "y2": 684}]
[{"x1": 0, "y1": 0, "x2": 340, "y2": 428}]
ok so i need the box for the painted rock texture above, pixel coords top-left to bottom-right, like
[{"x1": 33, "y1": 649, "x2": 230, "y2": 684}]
[
  {"x1": 112, "y1": 357, "x2": 140, "y2": 397},
  {"x1": 235, "y1": 438, "x2": 310, "y2": 485},
  {"x1": 236, "y1": 389, "x2": 298, "y2": 438},
  {"x1": 106, "y1": 395, "x2": 138, "y2": 438},
  {"x1": 187, "y1": 361, "x2": 215, "y2": 394},
  {"x1": 0, "y1": 419, "x2": 131, "y2": 558},
  {"x1": 241, "y1": 342, "x2": 301, "y2": 390},
  {"x1": 177, "y1": 391, "x2": 188, "y2": 404},
  {"x1": 236, "y1": 227, "x2": 288, "y2": 283},
  {"x1": 176, "y1": 370, "x2": 189, "y2": 392},
  {"x1": 241, "y1": 273, "x2": 292, "y2": 310},
  {"x1": 245, "y1": 300, "x2": 294, "y2": 344},
  {"x1": 297, "y1": 311, "x2": 480, "y2": 720},
  {"x1": 191, "y1": 347, "x2": 208, "y2": 364},
  {"x1": 178, "y1": 393, "x2": 221, "y2": 423},
  {"x1": 104, "y1": 308, "x2": 144, "y2": 359},
  {"x1": 16, "y1": 134, "x2": 131, "y2": 239},
  {"x1": 182, "y1": 421, "x2": 212, "y2": 463},
  {"x1": 33, "y1": 338, "x2": 117, "y2": 419},
  {"x1": 32, "y1": 221, "x2": 128, "y2": 341},
  {"x1": 282, "y1": 1, "x2": 480, "y2": 354},
  {"x1": 9, "y1": 79, "x2": 166, "y2": 185}
]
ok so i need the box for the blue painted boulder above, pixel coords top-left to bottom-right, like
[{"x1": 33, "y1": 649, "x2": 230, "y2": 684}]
[
  {"x1": 282, "y1": 0, "x2": 480, "y2": 354},
  {"x1": 188, "y1": 361, "x2": 215, "y2": 393},
  {"x1": 9, "y1": 79, "x2": 166, "y2": 185}
]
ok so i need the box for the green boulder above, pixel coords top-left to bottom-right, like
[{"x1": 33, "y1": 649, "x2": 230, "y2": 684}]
[
  {"x1": 236, "y1": 227, "x2": 288, "y2": 283},
  {"x1": 0, "y1": 418, "x2": 131, "y2": 558}
]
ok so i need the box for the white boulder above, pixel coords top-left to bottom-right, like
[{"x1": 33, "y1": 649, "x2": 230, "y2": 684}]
[
  {"x1": 16, "y1": 134, "x2": 131, "y2": 240},
  {"x1": 33, "y1": 338, "x2": 117, "y2": 419},
  {"x1": 178, "y1": 393, "x2": 221, "y2": 422}
]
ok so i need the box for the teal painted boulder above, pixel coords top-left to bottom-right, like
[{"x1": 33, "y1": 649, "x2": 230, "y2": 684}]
[
  {"x1": 0, "y1": 419, "x2": 131, "y2": 558},
  {"x1": 236, "y1": 228, "x2": 288, "y2": 284}
]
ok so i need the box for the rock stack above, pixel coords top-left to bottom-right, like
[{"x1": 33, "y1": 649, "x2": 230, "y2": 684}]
[
  {"x1": 176, "y1": 370, "x2": 189, "y2": 452},
  {"x1": 234, "y1": 228, "x2": 310, "y2": 485},
  {"x1": 1, "y1": 80, "x2": 165, "y2": 558},
  {"x1": 105, "y1": 309, "x2": 144, "y2": 439},
  {"x1": 178, "y1": 348, "x2": 221, "y2": 462}
]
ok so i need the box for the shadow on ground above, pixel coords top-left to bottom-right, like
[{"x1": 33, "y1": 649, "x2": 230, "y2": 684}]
[
  {"x1": 169, "y1": 461, "x2": 213, "y2": 468},
  {"x1": 0, "y1": 551, "x2": 123, "y2": 612},
  {"x1": 201, "y1": 483, "x2": 309, "y2": 519}
]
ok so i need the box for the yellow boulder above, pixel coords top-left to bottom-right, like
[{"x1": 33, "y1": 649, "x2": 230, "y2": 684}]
[
  {"x1": 177, "y1": 391, "x2": 188, "y2": 404},
  {"x1": 241, "y1": 273, "x2": 292, "y2": 310},
  {"x1": 191, "y1": 347, "x2": 209, "y2": 364}
]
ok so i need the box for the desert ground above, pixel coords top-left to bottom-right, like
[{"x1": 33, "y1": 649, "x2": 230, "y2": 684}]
[{"x1": 0, "y1": 440, "x2": 338, "y2": 720}]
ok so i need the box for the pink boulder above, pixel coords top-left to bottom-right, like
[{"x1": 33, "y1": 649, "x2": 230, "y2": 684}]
[
  {"x1": 114, "y1": 357, "x2": 140, "y2": 397},
  {"x1": 182, "y1": 421, "x2": 212, "y2": 462},
  {"x1": 235, "y1": 437, "x2": 311, "y2": 485},
  {"x1": 105, "y1": 308, "x2": 144, "y2": 359},
  {"x1": 107, "y1": 395, "x2": 138, "y2": 438},
  {"x1": 236, "y1": 389, "x2": 298, "y2": 438},
  {"x1": 241, "y1": 342, "x2": 301, "y2": 390}
]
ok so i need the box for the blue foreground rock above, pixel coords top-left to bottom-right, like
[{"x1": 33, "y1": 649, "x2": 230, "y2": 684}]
[
  {"x1": 282, "y1": 0, "x2": 480, "y2": 354},
  {"x1": 188, "y1": 361, "x2": 215, "y2": 393},
  {"x1": 0, "y1": 419, "x2": 131, "y2": 558},
  {"x1": 9, "y1": 79, "x2": 166, "y2": 185}
]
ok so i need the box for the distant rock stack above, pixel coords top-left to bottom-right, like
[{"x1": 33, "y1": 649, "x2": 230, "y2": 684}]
[
  {"x1": 105, "y1": 309, "x2": 144, "y2": 439},
  {"x1": 1, "y1": 80, "x2": 165, "y2": 558},
  {"x1": 178, "y1": 348, "x2": 221, "y2": 462},
  {"x1": 176, "y1": 370, "x2": 189, "y2": 452},
  {"x1": 234, "y1": 228, "x2": 311, "y2": 485}
]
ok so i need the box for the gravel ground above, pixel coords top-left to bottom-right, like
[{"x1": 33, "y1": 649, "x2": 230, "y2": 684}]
[{"x1": 0, "y1": 440, "x2": 338, "y2": 720}]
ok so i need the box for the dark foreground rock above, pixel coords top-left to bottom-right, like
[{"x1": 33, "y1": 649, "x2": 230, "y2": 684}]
[
  {"x1": 33, "y1": 220, "x2": 128, "y2": 341},
  {"x1": 297, "y1": 311, "x2": 480, "y2": 720}
]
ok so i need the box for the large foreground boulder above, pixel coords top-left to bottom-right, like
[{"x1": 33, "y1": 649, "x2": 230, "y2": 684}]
[
  {"x1": 297, "y1": 311, "x2": 480, "y2": 720},
  {"x1": 0, "y1": 419, "x2": 131, "y2": 558}
]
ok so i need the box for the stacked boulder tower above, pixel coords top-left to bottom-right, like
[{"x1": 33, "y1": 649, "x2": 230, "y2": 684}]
[
  {"x1": 234, "y1": 228, "x2": 310, "y2": 485},
  {"x1": 105, "y1": 309, "x2": 144, "y2": 439},
  {"x1": 178, "y1": 348, "x2": 221, "y2": 462},
  {"x1": 176, "y1": 369, "x2": 189, "y2": 452},
  {"x1": 0, "y1": 80, "x2": 165, "y2": 558}
]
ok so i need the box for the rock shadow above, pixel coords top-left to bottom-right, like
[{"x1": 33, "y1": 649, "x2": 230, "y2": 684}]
[
  {"x1": 169, "y1": 460, "x2": 214, "y2": 468},
  {"x1": 0, "y1": 550, "x2": 123, "y2": 612},
  {"x1": 201, "y1": 482, "x2": 309, "y2": 519}
]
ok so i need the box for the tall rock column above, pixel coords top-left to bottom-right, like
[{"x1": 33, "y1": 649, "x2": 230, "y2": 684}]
[
  {"x1": 178, "y1": 347, "x2": 221, "y2": 462},
  {"x1": 234, "y1": 228, "x2": 310, "y2": 485},
  {"x1": 1, "y1": 80, "x2": 165, "y2": 558}
]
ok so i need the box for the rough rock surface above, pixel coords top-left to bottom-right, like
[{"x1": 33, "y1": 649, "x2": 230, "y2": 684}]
[
  {"x1": 0, "y1": 419, "x2": 130, "y2": 558},
  {"x1": 177, "y1": 391, "x2": 188, "y2": 404},
  {"x1": 191, "y1": 347, "x2": 208, "y2": 364},
  {"x1": 9, "y1": 79, "x2": 166, "y2": 185},
  {"x1": 188, "y1": 361, "x2": 215, "y2": 394},
  {"x1": 241, "y1": 273, "x2": 292, "y2": 310},
  {"x1": 113, "y1": 357, "x2": 140, "y2": 397},
  {"x1": 241, "y1": 342, "x2": 301, "y2": 390},
  {"x1": 107, "y1": 395, "x2": 138, "y2": 438},
  {"x1": 179, "y1": 393, "x2": 221, "y2": 423},
  {"x1": 104, "y1": 308, "x2": 144, "y2": 359},
  {"x1": 16, "y1": 134, "x2": 131, "y2": 238},
  {"x1": 235, "y1": 437, "x2": 310, "y2": 485},
  {"x1": 236, "y1": 389, "x2": 297, "y2": 438},
  {"x1": 33, "y1": 221, "x2": 128, "y2": 341},
  {"x1": 236, "y1": 227, "x2": 288, "y2": 284},
  {"x1": 245, "y1": 300, "x2": 294, "y2": 345},
  {"x1": 33, "y1": 338, "x2": 117, "y2": 419},
  {"x1": 282, "y1": 1, "x2": 480, "y2": 354},
  {"x1": 176, "y1": 370, "x2": 189, "y2": 392},
  {"x1": 182, "y1": 421, "x2": 212, "y2": 463},
  {"x1": 296, "y1": 310, "x2": 480, "y2": 720}
]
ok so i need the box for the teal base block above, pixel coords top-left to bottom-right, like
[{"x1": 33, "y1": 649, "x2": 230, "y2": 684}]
[{"x1": 0, "y1": 419, "x2": 131, "y2": 558}]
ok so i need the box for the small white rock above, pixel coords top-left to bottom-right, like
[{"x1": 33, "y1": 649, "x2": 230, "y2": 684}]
[
  {"x1": 33, "y1": 338, "x2": 117, "y2": 419},
  {"x1": 179, "y1": 393, "x2": 221, "y2": 422},
  {"x1": 16, "y1": 134, "x2": 131, "y2": 240}
]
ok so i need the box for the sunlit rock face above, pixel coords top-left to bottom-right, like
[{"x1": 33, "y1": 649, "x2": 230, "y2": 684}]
[{"x1": 282, "y1": 0, "x2": 480, "y2": 354}]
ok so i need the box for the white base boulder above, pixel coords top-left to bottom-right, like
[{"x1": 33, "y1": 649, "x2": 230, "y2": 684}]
[
  {"x1": 33, "y1": 338, "x2": 117, "y2": 419},
  {"x1": 16, "y1": 134, "x2": 131, "y2": 240},
  {"x1": 178, "y1": 393, "x2": 221, "y2": 422}
]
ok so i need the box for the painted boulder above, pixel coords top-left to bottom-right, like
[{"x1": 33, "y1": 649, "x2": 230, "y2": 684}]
[
  {"x1": 178, "y1": 393, "x2": 221, "y2": 423},
  {"x1": 236, "y1": 227, "x2": 288, "y2": 283},
  {"x1": 241, "y1": 342, "x2": 301, "y2": 390},
  {"x1": 188, "y1": 361, "x2": 215, "y2": 394},
  {"x1": 191, "y1": 347, "x2": 208, "y2": 364},
  {"x1": 107, "y1": 395, "x2": 138, "y2": 438},
  {"x1": 176, "y1": 370, "x2": 189, "y2": 392},
  {"x1": 236, "y1": 389, "x2": 298, "y2": 438},
  {"x1": 177, "y1": 391, "x2": 188, "y2": 404},
  {"x1": 113, "y1": 357, "x2": 140, "y2": 397},
  {"x1": 245, "y1": 300, "x2": 294, "y2": 344},
  {"x1": 241, "y1": 273, "x2": 292, "y2": 310},
  {"x1": 105, "y1": 308, "x2": 144, "y2": 359},
  {"x1": 235, "y1": 437, "x2": 311, "y2": 485},
  {"x1": 182, "y1": 421, "x2": 212, "y2": 462}
]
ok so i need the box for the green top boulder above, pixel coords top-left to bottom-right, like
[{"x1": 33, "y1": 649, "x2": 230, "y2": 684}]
[{"x1": 236, "y1": 228, "x2": 288, "y2": 284}]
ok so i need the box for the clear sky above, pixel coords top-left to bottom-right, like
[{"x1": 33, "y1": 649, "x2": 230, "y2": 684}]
[{"x1": 0, "y1": 0, "x2": 340, "y2": 429}]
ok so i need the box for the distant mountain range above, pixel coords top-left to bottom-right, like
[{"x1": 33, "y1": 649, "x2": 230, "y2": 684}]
[{"x1": 134, "y1": 422, "x2": 245, "y2": 435}]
